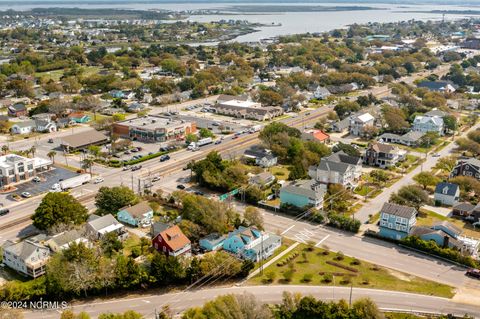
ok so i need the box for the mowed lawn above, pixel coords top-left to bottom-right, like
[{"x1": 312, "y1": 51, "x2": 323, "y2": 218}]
[{"x1": 249, "y1": 244, "x2": 454, "y2": 298}]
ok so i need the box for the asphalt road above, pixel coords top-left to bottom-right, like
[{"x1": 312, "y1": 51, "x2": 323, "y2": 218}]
[{"x1": 22, "y1": 285, "x2": 480, "y2": 319}]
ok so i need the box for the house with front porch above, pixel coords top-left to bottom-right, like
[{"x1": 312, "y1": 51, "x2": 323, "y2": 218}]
[
  {"x1": 308, "y1": 151, "x2": 362, "y2": 188},
  {"x1": 2, "y1": 240, "x2": 50, "y2": 278},
  {"x1": 363, "y1": 142, "x2": 406, "y2": 168},
  {"x1": 117, "y1": 201, "x2": 153, "y2": 227}
]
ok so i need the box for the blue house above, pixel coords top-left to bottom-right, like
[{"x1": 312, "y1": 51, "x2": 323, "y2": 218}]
[
  {"x1": 110, "y1": 90, "x2": 125, "y2": 99},
  {"x1": 223, "y1": 226, "x2": 282, "y2": 262},
  {"x1": 279, "y1": 179, "x2": 327, "y2": 209},
  {"x1": 379, "y1": 202, "x2": 417, "y2": 240},
  {"x1": 411, "y1": 221, "x2": 463, "y2": 250},
  {"x1": 199, "y1": 233, "x2": 226, "y2": 252},
  {"x1": 117, "y1": 201, "x2": 153, "y2": 227}
]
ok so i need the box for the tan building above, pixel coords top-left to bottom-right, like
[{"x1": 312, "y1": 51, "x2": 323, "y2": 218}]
[
  {"x1": 113, "y1": 116, "x2": 196, "y2": 143},
  {"x1": 0, "y1": 154, "x2": 52, "y2": 187}
]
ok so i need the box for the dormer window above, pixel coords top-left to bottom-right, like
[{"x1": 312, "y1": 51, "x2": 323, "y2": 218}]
[{"x1": 442, "y1": 187, "x2": 449, "y2": 195}]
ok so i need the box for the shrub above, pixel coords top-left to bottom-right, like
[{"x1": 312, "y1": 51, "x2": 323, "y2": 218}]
[
  {"x1": 351, "y1": 258, "x2": 361, "y2": 266},
  {"x1": 283, "y1": 269, "x2": 294, "y2": 282},
  {"x1": 327, "y1": 213, "x2": 361, "y2": 233},
  {"x1": 340, "y1": 276, "x2": 351, "y2": 285},
  {"x1": 335, "y1": 251, "x2": 345, "y2": 261},
  {"x1": 302, "y1": 273, "x2": 313, "y2": 283},
  {"x1": 263, "y1": 271, "x2": 276, "y2": 284},
  {"x1": 361, "y1": 277, "x2": 370, "y2": 285},
  {"x1": 322, "y1": 273, "x2": 333, "y2": 283}
]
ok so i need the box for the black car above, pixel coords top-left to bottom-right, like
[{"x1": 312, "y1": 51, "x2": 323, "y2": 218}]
[
  {"x1": 48, "y1": 138, "x2": 54, "y2": 143},
  {"x1": 0, "y1": 208, "x2": 10, "y2": 216},
  {"x1": 466, "y1": 269, "x2": 480, "y2": 279},
  {"x1": 177, "y1": 184, "x2": 186, "y2": 190},
  {"x1": 194, "y1": 191, "x2": 204, "y2": 196},
  {"x1": 160, "y1": 155, "x2": 171, "y2": 162}
]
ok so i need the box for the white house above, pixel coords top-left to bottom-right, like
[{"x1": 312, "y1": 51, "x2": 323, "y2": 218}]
[
  {"x1": 350, "y1": 113, "x2": 375, "y2": 136},
  {"x1": 308, "y1": 151, "x2": 362, "y2": 188},
  {"x1": 434, "y1": 182, "x2": 460, "y2": 206},
  {"x1": 2, "y1": 240, "x2": 50, "y2": 278},
  {"x1": 412, "y1": 115, "x2": 444, "y2": 136},
  {"x1": 10, "y1": 120, "x2": 35, "y2": 134},
  {"x1": 313, "y1": 86, "x2": 331, "y2": 100}
]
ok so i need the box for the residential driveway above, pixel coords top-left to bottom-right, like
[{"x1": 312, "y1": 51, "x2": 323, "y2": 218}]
[
  {"x1": 4, "y1": 167, "x2": 77, "y2": 202},
  {"x1": 423, "y1": 205, "x2": 452, "y2": 217}
]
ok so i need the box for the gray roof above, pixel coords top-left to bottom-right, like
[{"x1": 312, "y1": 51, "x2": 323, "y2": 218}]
[
  {"x1": 12, "y1": 120, "x2": 35, "y2": 128},
  {"x1": 411, "y1": 226, "x2": 462, "y2": 249},
  {"x1": 61, "y1": 129, "x2": 108, "y2": 149},
  {"x1": 432, "y1": 221, "x2": 462, "y2": 236},
  {"x1": 462, "y1": 157, "x2": 480, "y2": 168},
  {"x1": 380, "y1": 202, "x2": 417, "y2": 219},
  {"x1": 48, "y1": 229, "x2": 85, "y2": 247},
  {"x1": 4, "y1": 240, "x2": 48, "y2": 260},
  {"x1": 453, "y1": 202, "x2": 475, "y2": 212},
  {"x1": 151, "y1": 222, "x2": 171, "y2": 237},
  {"x1": 248, "y1": 233, "x2": 282, "y2": 254},
  {"x1": 434, "y1": 182, "x2": 459, "y2": 197},
  {"x1": 417, "y1": 81, "x2": 457, "y2": 91},
  {"x1": 316, "y1": 151, "x2": 360, "y2": 174},
  {"x1": 87, "y1": 214, "x2": 119, "y2": 232},
  {"x1": 200, "y1": 233, "x2": 226, "y2": 246},
  {"x1": 281, "y1": 179, "x2": 327, "y2": 200},
  {"x1": 120, "y1": 201, "x2": 152, "y2": 218}
]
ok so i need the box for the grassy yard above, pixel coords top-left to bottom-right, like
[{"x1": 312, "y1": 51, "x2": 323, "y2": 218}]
[
  {"x1": 391, "y1": 155, "x2": 421, "y2": 174},
  {"x1": 251, "y1": 238, "x2": 295, "y2": 272},
  {"x1": 417, "y1": 208, "x2": 480, "y2": 240},
  {"x1": 123, "y1": 233, "x2": 141, "y2": 257},
  {"x1": 269, "y1": 165, "x2": 290, "y2": 181},
  {"x1": 249, "y1": 244, "x2": 454, "y2": 298}
]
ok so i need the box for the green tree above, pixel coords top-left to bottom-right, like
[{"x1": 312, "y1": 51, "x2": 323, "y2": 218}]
[
  {"x1": 47, "y1": 150, "x2": 57, "y2": 164},
  {"x1": 390, "y1": 185, "x2": 431, "y2": 210},
  {"x1": 434, "y1": 155, "x2": 457, "y2": 174},
  {"x1": 199, "y1": 128, "x2": 214, "y2": 138},
  {"x1": 32, "y1": 192, "x2": 88, "y2": 230},
  {"x1": 243, "y1": 206, "x2": 264, "y2": 230},
  {"x1": 413, "y1": 171, "x2": 440, "y2": 190},
  {"x1": 95, "y1": 186, "x2": 137, "y2": 216},
  {"x1": 443, "y1": 115, "x2": 457, "y2": 134}
]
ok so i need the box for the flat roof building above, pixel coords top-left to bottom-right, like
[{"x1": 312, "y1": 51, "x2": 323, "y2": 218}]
[
  {"x1": 214, "y1": 96, "x2": 283, "y2": 121},
  {"x1": 0, "y1": 154, "x2": 52, "y2": 187},
  {"x1": 60, "y1": 129, "x2": 109, "y2": 152},
  {"x1": 112, "y1": 115, "x2": 196, "y2": 143}
]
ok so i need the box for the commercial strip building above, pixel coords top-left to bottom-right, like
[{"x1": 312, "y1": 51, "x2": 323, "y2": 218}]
[
  {"x1": 0, "y1": 154, "x2": 52, "y2": 187},
  {"x1": 213, "y1": 95, "x2": 283, "y2": 121},
  {"x1": 60, "y1": 129, "x2": 109, "y2": 152},
  {"x1": 112, "y1": 115, "x2": 196, "y2": 143}
]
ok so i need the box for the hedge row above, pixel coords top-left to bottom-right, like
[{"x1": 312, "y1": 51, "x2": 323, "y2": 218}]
[
  {"x1": 108, "y1": 151, "x2": 168, "y2": 167},
  {"x1": 326, "y1": 260, "x2": 359, "y2": 273},
  {"x1": 277, "y1": 252, "x2": 299, "y2": 267}
]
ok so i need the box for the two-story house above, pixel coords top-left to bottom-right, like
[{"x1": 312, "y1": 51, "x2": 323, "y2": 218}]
[
  {"x1": 151, "y1": 222, "x2": 191, "y2": 257},
  {"x1": 117, "y1": 201, "x2": 153, "y2": 227},
  {"x1": 379, "y1": 202, "x2": 417, "y2": 240},
  {"x1": 313, "y1": 86, "x2": 331, "y2": 100},
  {"x1": 222, "y1": 226, "x2": 282, "y2": 262},
  {"x1": 350, "y1": 113, "x2": 375, "y2": 137},
  {"x1": 434, "y1": 182, "x2": 460, "y2": 206},
  {"x1": 412, "y1": 114, "x2": 444, "y2": 136},
  {"x1": 249, "y1": 172, "x2": 276, "y2": 189},
  {"x1": 450, "y1": 157, "x2": 480, "y2": 180},
  {"x1": 86, "y1": 214, "x2": 128, "y2": 241},
  {"x1": 2, "y1": 240, "x2": 50, "y2": 278},
  {"x1": 279, "y1": 179, "x2": 327, "y2": 209},
  {"x1": 363, "y1": 142, "x2": 406, "y2": 168},
  {"x1": 308, "y1": 151, "x2": 362, "y2": 188},
  {"x1": 45, "y1": 229, "x2": 90, "y2": 253}
]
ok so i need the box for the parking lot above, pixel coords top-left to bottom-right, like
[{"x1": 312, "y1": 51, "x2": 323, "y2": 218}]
[{"x1": 5, "y1": 167, "x2": 78, "y2": 202}]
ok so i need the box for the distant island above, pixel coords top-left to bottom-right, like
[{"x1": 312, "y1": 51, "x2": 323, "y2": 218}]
[{"x1": 194, "y1": 5, "x2": 380, "y2": 14}]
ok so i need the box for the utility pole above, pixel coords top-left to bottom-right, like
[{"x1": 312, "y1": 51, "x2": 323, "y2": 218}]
[
  {"x1": 260, "y1": 232, "x2": 264, "y2": 275},
  {"x1": 131, "y1": 173, "x2": 134, "y2": 192},
  {"x1": 349, "y1": 281, "x2": 353, "y2": 306}
]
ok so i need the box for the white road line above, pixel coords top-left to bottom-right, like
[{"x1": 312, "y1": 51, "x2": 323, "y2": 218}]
[
  {"x1": 281, "y1": 225, "x2": 295, "y2": 235},
  {"x1": 315, "y1": 234, "x2": 330, "y2": 247}
]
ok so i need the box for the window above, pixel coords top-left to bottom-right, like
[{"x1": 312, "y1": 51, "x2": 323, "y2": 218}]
[
  {"x1": 382, "y1": 213, "x2": 389, "y2": 220},
  {"x1": 27, "y1": 164, "x2": 33, "y2": 171},
  {"x1": 8, "y1": 169, "x2": 13, "y2": 176}
]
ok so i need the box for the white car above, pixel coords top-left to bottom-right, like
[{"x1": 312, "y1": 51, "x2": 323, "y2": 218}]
[
  {"x1": 94, "y1": 177, "x2": 104, "y2": 184},
  {"x1": 21, "y1": 192, "x2": 32, "y2": 198}
]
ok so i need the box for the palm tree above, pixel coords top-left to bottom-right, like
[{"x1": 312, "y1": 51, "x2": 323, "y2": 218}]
[
  {"x1": 47, "y1": 151, "x2": 57, "y2": 164},
  {"x1": 81, "y1": 158, "x2": 94, "y2": 177},
  {"x1": 1, "y1": 145, "x2": 8, "y2": 155},
  {"x1": 29, "y1": 145, "x2": 36, "y2": 157}
]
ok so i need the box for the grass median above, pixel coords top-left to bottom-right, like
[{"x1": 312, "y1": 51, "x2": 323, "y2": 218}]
[{"x1": 249, "y1": 243, "x2": 455, "y2": 298}]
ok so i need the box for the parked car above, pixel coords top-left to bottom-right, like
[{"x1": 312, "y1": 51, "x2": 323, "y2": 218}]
[
  {"x1": 177, "y1": 184, "x2": 186, "y2": 190},
  {"x1": 131, "y1": 165, "x2": 142, "y2": 171},
  {"x1": 94, "y1": 177, "x2": 104, "y2": 184},
  {"x1": 21, "y1": 192, "x2": 32, "y2": 198},
  {"x1": 130, "y1": 148, "x2": 138, "y2": 153},
  {"x1": 48, "y1": 138, "x2": 54, "y2": 143},
  {"x1": 466, "y1": 268, "x2": 480, "y2": 279},
  {"x1": 0, "y1": 208, "x2": 10, "y2": 216},
  {"x1": 124, "y1": 150, "x2": 131, "y2": 155},
  {"x1": 152, "y1": 176, "x2": 160, "y2": 182},
  {"x1": 214, "y1": 140, "x2": 222, "y2": 145},
  {"x1": 123, "y1": 166, "x2": 130, "y2": 171},
  {"x1": 32, "y1": 176, "x2": 41, "y2": 183},
  {"x1": 194, "y1": 191, "x2": 205, "y2": 196}
]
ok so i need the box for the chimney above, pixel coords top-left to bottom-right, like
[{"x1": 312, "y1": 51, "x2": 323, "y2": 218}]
[{"x1": 443, "y1": 235, "x2": 449, "y2": 248}]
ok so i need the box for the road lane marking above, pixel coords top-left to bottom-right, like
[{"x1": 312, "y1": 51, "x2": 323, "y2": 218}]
[
  {"x1": 281, "y1": 225, "x2": 295, "y2": 235},
  {"x1": 315, "y1": 235, "x2": 330, "y2": 247}
]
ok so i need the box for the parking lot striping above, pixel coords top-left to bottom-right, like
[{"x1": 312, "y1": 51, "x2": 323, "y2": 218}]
[
  {"x1": 281, "y1": 225, "x2": 295, "y2": 235},
  {"x1": 315, "y1": 235, "x2": 330, "y2": 247}
]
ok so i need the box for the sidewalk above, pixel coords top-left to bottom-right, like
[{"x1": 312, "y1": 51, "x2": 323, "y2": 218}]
[{"x1": 246, "y1": 242, "x2": 300, "y2": 280}]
